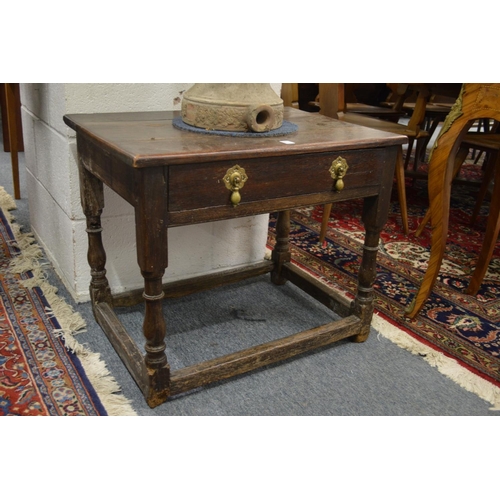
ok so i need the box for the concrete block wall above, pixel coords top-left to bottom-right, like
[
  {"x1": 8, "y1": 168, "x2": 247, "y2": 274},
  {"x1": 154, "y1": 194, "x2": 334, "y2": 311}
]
[{"x1": 20, "y1": 83, "x2": 281, "y2": 302}]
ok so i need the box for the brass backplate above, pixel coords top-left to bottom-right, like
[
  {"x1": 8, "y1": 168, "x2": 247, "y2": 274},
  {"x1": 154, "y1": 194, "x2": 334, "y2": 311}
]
[{"x1": 223, "y1": 165, "x2": 248, "y2": 206}]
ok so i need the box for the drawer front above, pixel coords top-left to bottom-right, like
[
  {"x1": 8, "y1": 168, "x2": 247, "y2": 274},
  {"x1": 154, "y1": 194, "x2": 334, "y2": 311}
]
[{"x1": 168, "y1": 148, "x2": 392, "y2": 213}]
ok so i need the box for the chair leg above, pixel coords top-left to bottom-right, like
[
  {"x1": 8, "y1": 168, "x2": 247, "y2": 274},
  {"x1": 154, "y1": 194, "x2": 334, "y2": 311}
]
[
  {"x1": 415, "y1": 208, "x2": 431, "y2": 238},
  {"x1": 465, "y1": 154, "x2": 500, "y2": 295},
  {"x1": 319, "y1": 203, "x2": 332, "y2": 243},
  {"x1": 404, "y1": 138, "x2": 415, "y2": 170},
  {"x1": 406, "y1": 138, "x2": 459, "y2": 319},
  {"x1": 419, "y1": 122, "x2": 435, "y2": 157},
  {"x1": 472, "y1": 119, "x2": 491, "y2": 163},
  {"x1": 470, "y1": 150, "x2": 497, "y2": 226},
  {"x1": 394, "y1": 146, "x2": 409, "y2": 235},
  {"x1": 413, "y1": 137, "x2": 425, "y2": 173},
  {"x1": 4, "y1": 84, "x2": 21, "y2": 199},
  {"x1": 415, "y1": 145, "x2": 469, "y2": 237}
]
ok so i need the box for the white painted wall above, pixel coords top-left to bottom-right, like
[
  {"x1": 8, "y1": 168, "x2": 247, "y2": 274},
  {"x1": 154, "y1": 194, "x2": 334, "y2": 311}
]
[{"x1": 20, "y1": 84, "x2": 281, "y2": 302}]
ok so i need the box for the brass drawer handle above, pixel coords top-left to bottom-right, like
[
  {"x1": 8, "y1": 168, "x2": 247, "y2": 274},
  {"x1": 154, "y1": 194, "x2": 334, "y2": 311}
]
[
  {"x1": 223, "y1": 165, "x2": 248, "y2": 206},
  {"x1": 329, "y1": 156, "x2": 349, "y2": 191}
]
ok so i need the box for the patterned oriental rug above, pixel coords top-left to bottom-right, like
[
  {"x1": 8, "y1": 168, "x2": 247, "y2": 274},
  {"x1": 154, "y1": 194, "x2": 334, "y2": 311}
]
[
  {"x1": 0, "y1": 187, "x2": 136, "y2": 416},
  {"x1": 268, "y1": 161, "x2": 500, "y2": 409}
]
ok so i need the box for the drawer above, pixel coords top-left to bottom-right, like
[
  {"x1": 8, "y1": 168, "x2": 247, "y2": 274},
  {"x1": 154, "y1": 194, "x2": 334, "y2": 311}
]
[{"x1": 168, "y1": 148, "x2": 392, "y2": 212}]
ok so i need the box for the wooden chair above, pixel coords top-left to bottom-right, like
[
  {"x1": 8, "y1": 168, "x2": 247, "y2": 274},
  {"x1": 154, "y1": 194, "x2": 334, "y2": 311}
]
[
  {"x1": 0, "y1": 83, "x2": 23, "y2": 199},
  {"x1": 341, "y1": 83, "x2": 432, "y2": 165},
  {"x1": 281, "y1": 83, "x2": 299, "y2": 109},
  {"x1": 406, "y1": 84, "x2": 500, "y2": 318},
  {"x1": 402, "y1": 84, "x2": 462, "y2": 174},
  {"x1": 286, "y1": 83, "x2": 408, "y2": 121},
  {"x1": 342, "y1": 83, "x2": 406, "y2": 122},
  {"x1": 416, "y1": 130, "x2": 500, "y2": 235},
  {"x1": 463, "y1": 132, "x2": 499, "y2": 225},
  {"x1": 315, "y1": 83, "x2": 433, "y2": 241}
]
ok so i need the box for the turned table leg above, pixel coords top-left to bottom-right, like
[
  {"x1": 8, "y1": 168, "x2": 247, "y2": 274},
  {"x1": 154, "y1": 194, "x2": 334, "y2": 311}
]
[
  {"x1": 351, "y1": 195, "x2": 385, "y2": 343},
  {"x1": 78, "y1": 165, "x2": 113, "y2": 310},
  {"x1": 141, "y1": 269, "x2": 170, "y2": 407},
  {"x1": 135, "y1": 172, "x2": 171, "y2": 407},
  {"x1": 271, "y1": 210, "x2": 292, "y2": 285}
]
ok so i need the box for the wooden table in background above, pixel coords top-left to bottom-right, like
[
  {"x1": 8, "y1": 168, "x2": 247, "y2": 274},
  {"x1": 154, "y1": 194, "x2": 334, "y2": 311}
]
[{"x1": 64, "y1": 108, "x2": 405, "y2": 407}]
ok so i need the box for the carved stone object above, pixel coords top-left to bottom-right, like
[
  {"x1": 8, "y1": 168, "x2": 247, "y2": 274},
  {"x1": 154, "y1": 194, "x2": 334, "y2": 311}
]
[{"x1": 181, "y1": 83, "x2": 284, "y2": 132}]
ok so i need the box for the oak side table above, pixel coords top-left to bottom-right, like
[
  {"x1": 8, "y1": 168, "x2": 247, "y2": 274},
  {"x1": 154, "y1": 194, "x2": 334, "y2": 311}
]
[{"x1": 64, "y1": 108, "x2": 405, "y2": 408}]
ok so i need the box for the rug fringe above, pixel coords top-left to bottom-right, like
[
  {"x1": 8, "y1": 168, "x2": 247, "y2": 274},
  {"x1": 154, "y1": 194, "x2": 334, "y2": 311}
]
[
  {"x1": 372, "y1": 313, "x2": 500, "y2": 411},
  {"x1": 0, "y1": 186, "x2": 137, "y2": 416}
]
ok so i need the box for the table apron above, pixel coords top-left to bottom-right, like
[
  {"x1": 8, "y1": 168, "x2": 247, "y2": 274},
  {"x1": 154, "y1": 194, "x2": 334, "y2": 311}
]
[
  {"x1": 167, "y1": 148, "x2": 394, "y2": 213},
  {"x1": 167, "y1": 185, "x2": 382, "y2": 226}
]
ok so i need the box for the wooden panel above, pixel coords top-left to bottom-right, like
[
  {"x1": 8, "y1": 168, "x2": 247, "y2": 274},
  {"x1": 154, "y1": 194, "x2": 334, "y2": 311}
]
[{"x1": 77, "y1": 135, "x2": 142, "y2": 206}]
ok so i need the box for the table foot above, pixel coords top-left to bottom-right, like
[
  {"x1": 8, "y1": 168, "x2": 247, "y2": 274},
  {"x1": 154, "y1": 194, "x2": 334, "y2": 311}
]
[
  {"x1": 351, "y1": 330, "x2": 370, "y2": 343},
  {"x1": 146, "y1": 364, "x2": 171, "y2": 408}
]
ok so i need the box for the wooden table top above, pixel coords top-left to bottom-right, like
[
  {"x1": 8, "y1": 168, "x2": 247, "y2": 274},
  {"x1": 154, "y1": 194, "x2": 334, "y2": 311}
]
[{"x1": 64, "y1": 108, "x2": 406, "y2": 168}]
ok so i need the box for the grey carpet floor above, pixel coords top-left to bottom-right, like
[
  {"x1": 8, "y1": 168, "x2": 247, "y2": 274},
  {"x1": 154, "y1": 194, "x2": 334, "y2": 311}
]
[{"x1": 1, "y1": 127, "x2": 498, "y2": 416}]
